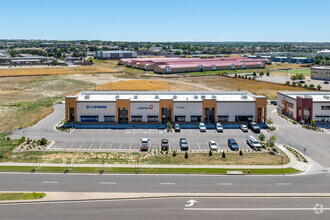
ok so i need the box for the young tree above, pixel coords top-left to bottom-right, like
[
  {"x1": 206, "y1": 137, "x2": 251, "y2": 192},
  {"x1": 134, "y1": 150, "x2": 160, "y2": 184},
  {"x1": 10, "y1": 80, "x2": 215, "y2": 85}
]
[
  {"x1": 267, "y1": 136, "x2": 276, "y2": 148},
  {"x1": 222, "y1": 151, "x2": 226, "y2": 158},
  {"x1": 185, "y1": 151, "x2": 188, "y2": 159},
  {"x1": 259, "y1": 133, "x2": 265, "y2": 142},
  {"x1": 209, "y1": 150, "x2": 213, "y2": 156},
  {"x1": 317, "y1": 85, "x2": 322, "y2": 90},
  {"x1": 310, "y1": 120, "x2": 315, "y2": 126}
]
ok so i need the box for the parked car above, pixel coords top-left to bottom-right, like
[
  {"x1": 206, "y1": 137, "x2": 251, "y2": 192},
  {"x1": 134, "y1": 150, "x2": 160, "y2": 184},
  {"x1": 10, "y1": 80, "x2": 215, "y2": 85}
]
[
  {"x1": 179, "y1": 138, "x2": 189, "y2": 150},
  {"x1": 246, "y1": 135, "x2": 262, "y2": 149},
  {"x1": 248, "y1": 122, "x2": 260, "y2": 133},
  {"x1": 161, "y1": 139, "x2": 169, "y2": 151},
  {"x1": 208, "y1": 140, "x2": 218, "y2": 151},
  {"x1": 140, "y1": 138, "x2": 150, "y2": 151},
  {"x1": 215, "y1": 122, "x2": 223, "y2": 132},
  {"x1": 239, "y1": 124, "x2": 248, "y2": 132},
  {"x1": 324, "y1": 81, "x2": 329, "y2": 84},
  {"x1": 227, "y1": 139, "x2": 239, "y2": 151},
  {"x1": 199, "y1": 122, "x2": 207, "y2": 132},
  {"x1": 299, "y1": 80, "x2": 305, "y2": 84},
  {"x1": 270, "y1": 100, "x2": 277, "y2": 105},
  {"x1": 174, "y1": 124, "x2": 181, "y2": 132}
]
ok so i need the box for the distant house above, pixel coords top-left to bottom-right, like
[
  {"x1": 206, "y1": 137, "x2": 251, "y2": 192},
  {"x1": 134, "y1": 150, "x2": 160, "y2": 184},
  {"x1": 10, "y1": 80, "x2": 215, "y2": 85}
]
[{"x1": 94, "y1": 51, "x2": 137, "y2": 60}]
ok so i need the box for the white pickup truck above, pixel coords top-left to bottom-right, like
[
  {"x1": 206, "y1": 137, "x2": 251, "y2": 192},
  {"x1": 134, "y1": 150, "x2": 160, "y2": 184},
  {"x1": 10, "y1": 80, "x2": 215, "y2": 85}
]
[{"x1": 246, "y1": 135, "x2": 262, "y2": 149}]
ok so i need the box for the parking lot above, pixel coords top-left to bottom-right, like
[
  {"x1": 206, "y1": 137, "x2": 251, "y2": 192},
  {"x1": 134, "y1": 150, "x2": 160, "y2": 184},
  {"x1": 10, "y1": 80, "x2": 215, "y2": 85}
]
[{"x1": 48, "y1": 126, "x2": 261, "y2": 152}]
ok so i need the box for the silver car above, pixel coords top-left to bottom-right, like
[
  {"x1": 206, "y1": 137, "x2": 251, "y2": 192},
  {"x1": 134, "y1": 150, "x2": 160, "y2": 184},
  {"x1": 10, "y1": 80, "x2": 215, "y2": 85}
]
[{"x1": 240, "y1": 125, "x2": 248, "y2": 132}]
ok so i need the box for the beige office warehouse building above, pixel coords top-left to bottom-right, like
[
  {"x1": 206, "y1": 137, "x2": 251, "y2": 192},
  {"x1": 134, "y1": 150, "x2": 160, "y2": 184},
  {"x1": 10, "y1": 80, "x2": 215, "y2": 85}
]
[
  {"x1": 310, "y1": 66, "x2": 330, "y2": 81},
  {"x1": 65, "y1": 91, "x2": 267, "y2": 124}
]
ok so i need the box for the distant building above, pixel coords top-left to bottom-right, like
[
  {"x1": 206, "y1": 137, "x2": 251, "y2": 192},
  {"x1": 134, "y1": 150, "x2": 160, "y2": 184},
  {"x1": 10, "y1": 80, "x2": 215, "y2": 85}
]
[
  {"x1": 310, "y1": 66, "x2": 330, "y2": 81},
  {"x1": 94, "y1": 51, "x2": 137, "y2": 60},
  {"x1": 277, "y1": 92, "x2": 330, "y2": 124}
]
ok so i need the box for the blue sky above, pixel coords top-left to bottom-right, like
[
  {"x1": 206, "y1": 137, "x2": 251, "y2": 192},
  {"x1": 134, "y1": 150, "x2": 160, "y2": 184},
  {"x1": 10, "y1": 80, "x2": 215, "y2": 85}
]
[{"x1": 1, "y1": 0, "x2": 329, "y2": 42}]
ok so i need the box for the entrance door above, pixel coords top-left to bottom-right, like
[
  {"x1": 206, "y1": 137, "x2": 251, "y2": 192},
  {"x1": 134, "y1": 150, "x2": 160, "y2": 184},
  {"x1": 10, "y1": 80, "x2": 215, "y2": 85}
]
[
  {"x1": 69, "y1": 108, "x2": 75, "y2": 122},
  {"x1": 161, "y1": 108, "x2": 171, "y2": 124},
  {"x1": 257, "y1": 107, "x2": 262, "y2": 122},
  {"x1": 204, "y1": 108, "x2": 215, "y2": 123},
  {"x1": 118, "y1": 108, "x2": 128, "y2": 123}
]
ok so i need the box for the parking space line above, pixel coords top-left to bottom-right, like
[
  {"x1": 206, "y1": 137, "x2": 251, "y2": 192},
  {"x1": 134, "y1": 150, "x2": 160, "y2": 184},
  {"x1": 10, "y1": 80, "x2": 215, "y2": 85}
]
[
  {"x1": 109, "y1": 142, "x2": 113, "y2": 149},
  {"x1": 79, "y1": 142, "x2": 84, "y2": 149},
  {"x1": 160, "y1": 183, "x2": 175, "y2": 185},
  {"x1": 197, "y1": 142, "x2": 201, "y2": 150},
  {"x1": 107, "y1": 129, "x2": 110, "y2": 133},
  {"x1": 68, "y1": 142, "x2": 75, "y2": 149},
  {"x1": 115, "y1": 128, "x2": 118, "y2": 134},
  {"x1": 99, "y1": 142, "x2": 104, "y2": 149},
  {"x1": 276, "y1": 183, "x2": 292, "y2": 186},
  {"x1": 230, "y1": 129, "x2": 234, "y2": 134},
  {"x1": 98, "y1": 129, "x2": 101, "y2": 133},
  {"x1": 189, "y1": 128, "x2": 192, "y2": 133},
  {"x1": 42, "y1": 181, "x2": 58, "y2": 184},
  {"x1": 81, "y1": 128, "x2": 85, "y2": 133},
  {"x1": 119, "y1": 142, "x2": 123, "y2": 149},
  {"x1": 129, "y1": 142, "x2": 132, "y2": 149},
  {"x1": 89, "y1": 141, "x2": 94, "y2": 149}
]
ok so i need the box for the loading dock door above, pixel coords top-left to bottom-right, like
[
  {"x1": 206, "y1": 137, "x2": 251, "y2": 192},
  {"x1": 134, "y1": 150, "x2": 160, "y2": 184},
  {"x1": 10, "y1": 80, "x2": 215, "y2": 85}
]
[
  {"x1": 118, "y1": 108, "x2": 128, "y2": 123},
  {"x1": 204, "y1": 108, "x2": 215, "y2": 123},
  {"x1": 161, "y1": 108, "x2": 171, "y2": 124}
]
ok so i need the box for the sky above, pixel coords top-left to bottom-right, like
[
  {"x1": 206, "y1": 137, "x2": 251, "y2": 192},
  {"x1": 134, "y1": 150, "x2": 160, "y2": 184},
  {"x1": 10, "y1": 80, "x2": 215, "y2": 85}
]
[{"x1": 1, "y1": 0, "x2": 330, "y2": 42}]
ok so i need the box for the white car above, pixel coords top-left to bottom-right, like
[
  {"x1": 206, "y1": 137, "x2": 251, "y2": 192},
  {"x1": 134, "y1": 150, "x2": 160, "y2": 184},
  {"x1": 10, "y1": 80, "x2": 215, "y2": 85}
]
[
  {"x1": 140, "y1": 138, "x2": 150, "y2": 151},
  {"x1": 199, "y1": 122, "x2": 207, "y2": 132},
  {"x1": 216, "y1": 122, "x2": 223, "y2": 132},
  {"x1": 208, "y1": 140, "x2": 218, "y2": 151},
  {"x1": 246, "y1": 136, "x2": 262, "y2": 149},
  {"x1": 240, "y1": 125, "x2": 248, "y2": 132}
]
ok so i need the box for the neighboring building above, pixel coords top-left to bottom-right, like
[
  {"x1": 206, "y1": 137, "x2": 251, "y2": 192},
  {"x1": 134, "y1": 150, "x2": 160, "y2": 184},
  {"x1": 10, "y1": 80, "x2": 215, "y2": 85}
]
[
  {"x1": 277, "y1": 91, "x2": 330, "y2": 124},
  {"x1": 94, "y1": 51, "x2": 137, "y2": 60},
  {"x1": 118, "y1": 57, "x2": 270, "y2": 74},
  {"x1": 310, "y1": 66, "x2": 330, "y2": 81},
  {"x1": 290, "y1": 57, "x2": 314, "y2": 64},
  {"x1": 65, "y1": 91, "x2": 267, "y2": 124},
  {"x1": 274, "y1": 56, "x2": 288, "y2": 63}
]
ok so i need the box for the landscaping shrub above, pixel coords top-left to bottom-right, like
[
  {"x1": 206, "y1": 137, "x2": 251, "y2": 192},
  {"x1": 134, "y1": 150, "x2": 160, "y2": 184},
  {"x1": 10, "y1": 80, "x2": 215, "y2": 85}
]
[
  {"x1": 209, "y1": 150, "x2": 213, "y2": 156},
  {"x1": 239, "y1": 150, "x2": 243, "y2": 156},
  {"x1": 172, "y1": 150, "x2": 176, "y2": 157},
  {"x1": 222, "y1": 151, "x2": 226, "y2": 159},
  {"x1": 185, "y1": 152, "x2": 188, "y2": 159}
]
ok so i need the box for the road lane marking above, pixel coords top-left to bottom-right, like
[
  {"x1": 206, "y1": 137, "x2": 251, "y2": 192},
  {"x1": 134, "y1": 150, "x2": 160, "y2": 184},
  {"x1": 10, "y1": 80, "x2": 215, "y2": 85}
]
[
  {"x1": 217, "y1": 183, "x2": 234, "y2": 186},
  {"x1": 100, "y1": 182, "x2": 117, "y2": 185},
  {"x1": 160, "y1": 183, "x2": 175, "y2": 185},
  {"x1": 276, "y1": 183, "x2": 292, "y2": 186},
  {"x1": 184, "y1": 207, "x2": 330, "y2": 211},
  {"x1": 42, "y1": 181, "x2": 58, "y2": 184}
]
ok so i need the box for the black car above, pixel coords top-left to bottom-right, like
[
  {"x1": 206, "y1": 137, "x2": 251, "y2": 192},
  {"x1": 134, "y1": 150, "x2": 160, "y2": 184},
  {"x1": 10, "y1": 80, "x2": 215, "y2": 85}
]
[
  {"x1": 174, "y1": 124, "x2": 181, "y2": 132},
  {"x1": 227, "y1": 139, "x2": 239, "y2": 151},
  {"x1": 299, "y1": 80, "x2": 305, "y2": 84},
  {"x1": 179, "y1": 138, "x2": 189, "y2": 151},
  {"x1": 248, "y1": 122, "x2": 260, "y2": 133},
  {"x1": 161, "y1": 139, "x2": 169, "y2": 151},
  {"x1": 270, "y1": 100, "x2": 277, "y2": 105},
  {"x1": 324, "y1": 81, "x2": 329, "y2": 84}
]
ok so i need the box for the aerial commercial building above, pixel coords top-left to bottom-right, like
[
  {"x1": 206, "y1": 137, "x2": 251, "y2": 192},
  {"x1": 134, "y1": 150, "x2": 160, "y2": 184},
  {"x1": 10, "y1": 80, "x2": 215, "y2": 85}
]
[
  {"x1": 118, "y1": 57, "x2": 270, "y2": 74},
  {"x1": 65, "y1": 91, "x2": 267, "y2": 124},
  {"x1": 277, "y1": 91, "x2": 330, "y2": 124},
  {"x1": 94, "y1": 51, "x2": 137, "y2": 60},
  {"x1": 310, "y1": 66, "x2": 330, "y2": 81}
]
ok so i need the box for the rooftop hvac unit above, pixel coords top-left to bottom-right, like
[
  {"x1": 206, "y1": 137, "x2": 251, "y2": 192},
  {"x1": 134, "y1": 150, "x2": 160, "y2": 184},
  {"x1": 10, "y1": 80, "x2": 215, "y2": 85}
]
[
  {"x1": 201, "y1": 95, "x2": 206, "y2": 99},
  {"x1": 324, "y1": 95, "x2": 330, "y2": 100},
  {"x1": 305, "y1": 95, "x2": 312, "y2": 98},
  {"x1": 173, "y1": 95, "x2": 177, "y2": 99},
  {"x1": 84, "y1": 95, "x2": 90, "y2": 100},
  {"x1": 115, "y1": 95, "x2": 119, "y2": 99},
  {"x1": 212, "y1": 95, "x2": 216, "y2": 99},
  {"x1": 134, "y1": 95, "x2": 138, "y2": 99},
  {"x1": 241, "y1": 94, "x2": 248, "y2": 99},
  {"x1": 155, "y1": 95, "x2": 159, "y2": 99},
  {"x1": 194, "y1": 95, "x2": 198, "y2": 99}
]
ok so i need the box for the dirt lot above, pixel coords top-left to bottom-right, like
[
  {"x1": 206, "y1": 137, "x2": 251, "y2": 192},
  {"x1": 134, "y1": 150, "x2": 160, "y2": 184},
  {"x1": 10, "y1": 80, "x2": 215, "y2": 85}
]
[{"x1": 3, "y1": 151, "x2": 289, "y2": 165}]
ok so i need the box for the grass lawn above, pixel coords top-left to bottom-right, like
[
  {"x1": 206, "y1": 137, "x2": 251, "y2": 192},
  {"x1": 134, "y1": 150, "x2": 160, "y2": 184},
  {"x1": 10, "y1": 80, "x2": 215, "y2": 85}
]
[
  {"x1": 95, "y1": 80, "x2": 174, "y2": 91},
  {"x1": 1, "y1": 151, "x2": 290, "y2": 166},
  {"x1": 0, "y1": 192, "x2": 46, "y2": 200},
  {"x1": 275, "y1": 69, "x2": 310, "y2": 76},
  {"x1": 0, "y1": 166, "x2": 300, "y2": 175}
]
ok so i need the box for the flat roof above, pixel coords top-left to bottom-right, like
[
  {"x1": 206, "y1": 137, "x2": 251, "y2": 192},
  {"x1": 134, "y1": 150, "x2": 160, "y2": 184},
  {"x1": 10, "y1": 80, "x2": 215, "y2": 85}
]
[
  {"x1": 311, "y1": 66, "x2": 330, "y2": 70},
  {"x1": 69, "y1": 91, "x2": 261, "y2": 102},
  {"x1": 278, "y1": 91, "x2": 330, "y2": 102}
]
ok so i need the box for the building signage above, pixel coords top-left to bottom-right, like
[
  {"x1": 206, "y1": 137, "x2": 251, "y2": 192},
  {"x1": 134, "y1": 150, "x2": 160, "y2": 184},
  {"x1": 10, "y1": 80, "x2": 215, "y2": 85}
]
[
  {"x1": 137, "y1": 105, "x2": 153, "y2": 110},
  {"x1": 86, "y1": 105, "x2": 107, "y2": 109},
  {"x1": 176, "y1": 106, "x2": 185, "y2": 109}
]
